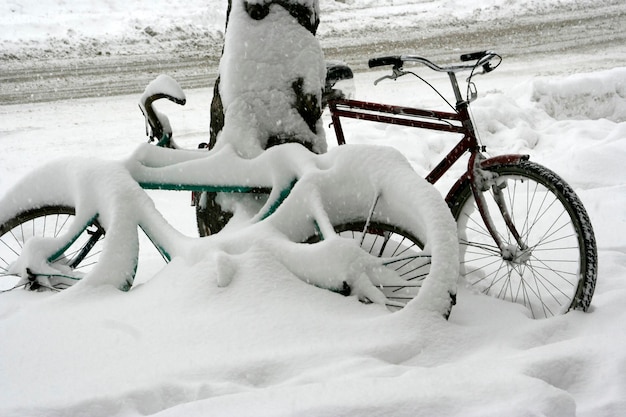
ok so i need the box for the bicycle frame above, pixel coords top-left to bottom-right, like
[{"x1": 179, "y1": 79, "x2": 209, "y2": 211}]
[
  {"x1": 46, "y1": 181, "x2": 285, "y2": 266},
  {"x1": 0, "y1": 138, "x2": 459, "y2": 311},
  {"x1": 327, "y1": 70, "x2": 529, "y2": 256},
  {"x1": 329, "y1": 98, "x2": 473, "y2": 183},
  {"x1": 28, "y1": 140, "x2": 302, "y2": 272}
]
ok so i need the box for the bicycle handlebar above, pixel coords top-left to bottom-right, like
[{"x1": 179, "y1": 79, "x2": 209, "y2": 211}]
[
  {"x1": 368, "y1": 51, "x2": 499, "y2": 74},
  {"x1": 368, "y1": 56, "x2": 404, "y2": 68},
  {"x1": 139, "y1": 75, "x2": 186, "y2": 146},
  {"x1": 460, "y1": 51, "x2": 489, "y2": 62}
]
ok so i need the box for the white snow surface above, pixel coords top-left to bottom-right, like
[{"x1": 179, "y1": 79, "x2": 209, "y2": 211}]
[{"x1": 1, "y1": 1, "x2": 626, "y2": 417}]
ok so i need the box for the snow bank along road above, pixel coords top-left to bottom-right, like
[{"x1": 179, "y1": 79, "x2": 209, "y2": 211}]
[{"x1": 1, "y1": 0, "x2": 624, "y2": 104}]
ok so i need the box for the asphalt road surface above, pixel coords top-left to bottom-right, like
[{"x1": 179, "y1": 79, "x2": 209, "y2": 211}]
[{"x1": 1, "y1": 0, "x2": 624, "y2": 105}]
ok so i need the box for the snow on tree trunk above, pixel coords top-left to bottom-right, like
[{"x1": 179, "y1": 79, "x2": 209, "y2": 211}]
[{"x1": 211, "y1": 0, "x2": 327, "y2": 157}]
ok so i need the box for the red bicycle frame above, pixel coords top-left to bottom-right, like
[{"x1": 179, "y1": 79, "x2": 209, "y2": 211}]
[
  {"x1": 328, "y1": 97, "x2": 530, "y2": 255},
  {"x1": 329, "y1": 98, "x2": 477, "y2": 183}
]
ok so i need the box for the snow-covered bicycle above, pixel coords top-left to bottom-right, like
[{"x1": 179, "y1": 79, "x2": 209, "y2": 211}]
[
  {"x1": 328, "y1": 51, "x2": 597, "y2": 318},
  {"x1": 0, "y1": 74, "x2": 459, "y2": 318}
]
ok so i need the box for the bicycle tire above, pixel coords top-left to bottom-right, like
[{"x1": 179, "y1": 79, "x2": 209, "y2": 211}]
[
  {"x1": 448, "y1": 160, "x2": 597, "y2": 318},
  {"x1": 0, "y1": 205, "x2": 105, "y2": 292},
  {"x1": 306, "y1": 220, "x2": 431, "y2": 311}
]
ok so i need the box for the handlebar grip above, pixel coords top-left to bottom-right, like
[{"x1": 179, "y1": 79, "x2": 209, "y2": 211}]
[
  {"x1": 368, "y1": 56, "x2": 403, "y2": 68},
  {"x1": 460, "y1": 51, "x2": 488, "y2": 62}
]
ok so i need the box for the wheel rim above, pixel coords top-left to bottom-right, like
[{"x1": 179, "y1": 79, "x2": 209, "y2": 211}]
[{"x1": 456, "y1": 171, "x2": 584, "y2": 318}]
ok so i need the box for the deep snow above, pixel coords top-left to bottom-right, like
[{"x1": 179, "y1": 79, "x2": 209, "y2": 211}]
[{"x1": 1, "y1": 1, "x2": 626, "y2": 416}]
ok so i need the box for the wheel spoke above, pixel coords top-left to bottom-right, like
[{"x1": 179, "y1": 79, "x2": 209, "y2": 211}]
[{"x1": 331, "y1": 221, "x2": 429, "y2": 310}]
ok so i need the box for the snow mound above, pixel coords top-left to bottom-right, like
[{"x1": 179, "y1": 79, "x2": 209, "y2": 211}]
[{"x1": 531, "y1": 67, "x2": 626, "y2": 122}]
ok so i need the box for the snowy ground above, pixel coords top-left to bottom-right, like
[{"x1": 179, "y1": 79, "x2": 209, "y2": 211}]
[{"x1": 1, "y1": 1, "x2": 626, "y2": 416}]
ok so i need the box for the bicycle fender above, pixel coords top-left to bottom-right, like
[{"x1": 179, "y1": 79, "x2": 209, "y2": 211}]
[
  {"x1": 444, "y1": 154, "x2": 530, "y2": 207},
  {"x1": 479, "y1": 154, "x2": 530, "y2": 168}
]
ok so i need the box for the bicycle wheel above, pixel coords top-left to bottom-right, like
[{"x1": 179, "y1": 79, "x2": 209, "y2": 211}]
[
  {"x1": 306, "y1": 221, "x2": 431, "y2": 312},
  {"x1": 448, "y1": 160, "x2": 597, "y2": 318},
  {"x1": 0, "y1": 205, "x2": 105, "y2": 292}
]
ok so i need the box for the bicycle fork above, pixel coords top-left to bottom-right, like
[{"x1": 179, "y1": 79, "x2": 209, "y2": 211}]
[{"x1": 468, "y1": 152, "x2": 530, "y2": 264}]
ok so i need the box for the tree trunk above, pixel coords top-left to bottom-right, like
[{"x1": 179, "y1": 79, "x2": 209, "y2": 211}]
[
  {"x1": 198, "y1": 0, "x2": 325, "y2": 236},
  {"x1": 208, "y1": 0, "x2": 324, "y2": 154}
]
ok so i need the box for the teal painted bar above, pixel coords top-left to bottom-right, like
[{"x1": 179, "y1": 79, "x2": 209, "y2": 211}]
[
  {"x1": 138, "y1": 182, "x2": 271, "y2": 193},
  {"x1": 48, "y1": 213, "x2": 100, "y2": 263},
  {"x1": 259, "y1": 179, "x2": 297, "y2": 220}
]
